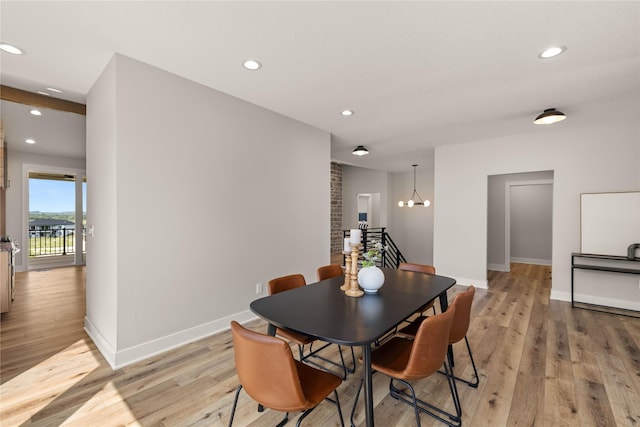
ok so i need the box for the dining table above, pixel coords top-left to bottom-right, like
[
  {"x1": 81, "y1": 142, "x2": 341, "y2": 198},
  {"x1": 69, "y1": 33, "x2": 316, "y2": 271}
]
[{"x1": 250, "y1": 267, "x2": 457, "y2": 427}]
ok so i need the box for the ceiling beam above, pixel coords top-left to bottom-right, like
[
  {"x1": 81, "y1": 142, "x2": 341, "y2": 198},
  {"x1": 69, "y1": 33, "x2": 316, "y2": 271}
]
[{"x1": 0, "y1": 85, "x2": 86, "y2": 115}]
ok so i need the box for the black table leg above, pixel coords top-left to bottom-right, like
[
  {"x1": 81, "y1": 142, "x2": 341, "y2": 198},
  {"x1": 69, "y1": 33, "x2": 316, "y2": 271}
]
[{"x1": 362, "y1": 344, "x2": 374, "y2": 427}]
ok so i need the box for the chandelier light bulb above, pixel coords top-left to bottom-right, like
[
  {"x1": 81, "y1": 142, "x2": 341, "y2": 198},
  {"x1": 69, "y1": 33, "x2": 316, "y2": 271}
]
[{"x1": 398, "y1": 201, "x2": 404, "y2": 207}]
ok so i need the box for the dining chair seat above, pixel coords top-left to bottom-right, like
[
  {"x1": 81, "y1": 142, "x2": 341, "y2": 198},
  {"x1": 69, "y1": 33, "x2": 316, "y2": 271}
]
[{"x1": 228, "y1": 321, "x2": 345, "y2": 427}]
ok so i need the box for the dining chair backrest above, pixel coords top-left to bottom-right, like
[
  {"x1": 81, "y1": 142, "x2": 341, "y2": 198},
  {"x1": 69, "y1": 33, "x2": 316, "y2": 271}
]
[
  {"x1": 403, "y1": 305, "x2": 455, "y2": 380},
  {"x1": 230, "y1": 321, "x2": 308, "y2": 411},
  {"x1": 268, "y1": 274, "x2": 306, "y2": 295},
  {"x1": 317, "y1": 265, "x2": 344, "y2": 281},
  {"x1": 398, "y1": 262, "x2": 436, "y2": 275},
  {"x1": 448, "y1": 285, "x2": 475, "y2": 344}
]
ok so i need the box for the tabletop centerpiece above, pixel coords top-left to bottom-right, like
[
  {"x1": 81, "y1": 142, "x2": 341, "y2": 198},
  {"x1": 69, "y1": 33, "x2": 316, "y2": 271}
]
[{"x1": 358, "y1": 240, "x2": 388, "y2": 293}]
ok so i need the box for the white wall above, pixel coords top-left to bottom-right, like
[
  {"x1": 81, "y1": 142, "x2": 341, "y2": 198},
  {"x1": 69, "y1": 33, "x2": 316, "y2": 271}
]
[
  {"x1": 390, "y1": 160, "x2": 434, "y2": 266},
  {"x1": 5, "y1": 150, "x2": 85, "y2": 271},
  {"x1": 434, "y1": 109, "x2": 639, "y2": 296},
  {"x1": 86, "y1": 54, "x2": 330, "y2": 368}
]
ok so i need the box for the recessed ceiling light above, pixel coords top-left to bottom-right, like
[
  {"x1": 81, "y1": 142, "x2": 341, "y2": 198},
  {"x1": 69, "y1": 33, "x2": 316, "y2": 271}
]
[
  {"x1": 25, "y1": 138, "x2": 36, "y2": 144},
  {"x1": 36, "y1": 91, "x2": 51, "y2": 96},
  {"x1": 30, "y1": 109, "x2": 42, "y2": 116},
  {"x1": 539, "y1": 45, "x2": 566, "y2": 59},
  {"x1": 242, "y1": 59, "x2": 262, "y2": 70},
  {"x1": 46, "y1": 87, "x2": 62, "y2": 93},
  {"x1": 341, "y1": 110, "x2": 354, "y2": 117},
  {"x1": 0, "y1": 43, "x2": 24, "y2": 55}
]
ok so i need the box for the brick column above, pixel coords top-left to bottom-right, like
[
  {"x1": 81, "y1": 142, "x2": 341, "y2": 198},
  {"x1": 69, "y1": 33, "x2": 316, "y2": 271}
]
[{"x1": 330, "y1": 162, "x2": 343, "y2": 254}]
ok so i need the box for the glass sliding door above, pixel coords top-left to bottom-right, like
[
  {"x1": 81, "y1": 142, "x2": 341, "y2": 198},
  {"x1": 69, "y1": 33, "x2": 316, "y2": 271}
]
[{"x1": 28, "y1": 171, "x2": 81, "y2": 269}]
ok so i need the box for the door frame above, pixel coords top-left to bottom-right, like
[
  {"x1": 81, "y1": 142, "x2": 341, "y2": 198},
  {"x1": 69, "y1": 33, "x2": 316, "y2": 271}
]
[
  {"x1": 504, "y1": 179, "x2": 553, "y2": 272},
  {"x1": 22, "y1": 163, "x2": 86, "y2": 270}
]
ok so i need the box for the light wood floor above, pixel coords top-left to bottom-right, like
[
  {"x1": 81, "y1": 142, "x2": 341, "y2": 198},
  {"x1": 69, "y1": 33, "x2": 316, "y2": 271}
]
[{"x1": 1, "y1": 264, "x2": 640, "y2": 426}]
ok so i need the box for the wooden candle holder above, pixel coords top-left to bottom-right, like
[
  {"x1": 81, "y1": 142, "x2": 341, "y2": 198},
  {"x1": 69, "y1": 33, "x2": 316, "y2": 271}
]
[
  {"x1": 345, "y1": 243, "x2": 364, "y2": 297},
  {"x1": 341, "y1": 252, "x2": 352, "y2": 291}
]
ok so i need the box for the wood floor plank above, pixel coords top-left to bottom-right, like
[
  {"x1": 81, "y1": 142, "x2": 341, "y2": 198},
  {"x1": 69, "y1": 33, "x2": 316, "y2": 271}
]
[{"x1": 3, "y1": 264, "x2": 640, "y2": 426}]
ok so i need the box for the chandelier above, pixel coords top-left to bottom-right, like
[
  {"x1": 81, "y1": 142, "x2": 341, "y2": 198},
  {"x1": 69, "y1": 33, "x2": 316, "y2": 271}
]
[{"x1": 398, "y1": 164, "x2": 431, "y2": 208}]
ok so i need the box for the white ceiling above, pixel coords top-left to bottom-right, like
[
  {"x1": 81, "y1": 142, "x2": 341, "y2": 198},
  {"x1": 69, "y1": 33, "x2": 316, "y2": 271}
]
[{"x1": 1, "y1": 1, "x2": 638, "y2": 171}]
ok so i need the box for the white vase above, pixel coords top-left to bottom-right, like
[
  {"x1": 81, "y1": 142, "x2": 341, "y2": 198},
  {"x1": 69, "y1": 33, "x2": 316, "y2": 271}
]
[{"x1": 357, "y1": 266, "x2": 385, "y2": 293}]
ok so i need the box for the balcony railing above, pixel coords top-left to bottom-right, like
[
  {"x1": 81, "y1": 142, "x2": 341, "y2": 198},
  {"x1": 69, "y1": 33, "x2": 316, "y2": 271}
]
[
  {"x1": 29, "y1": 228, "x2": 85, "y2": 257},
  {"x1": 342, "y1": 227, "x2": 407, "y2": 268}
]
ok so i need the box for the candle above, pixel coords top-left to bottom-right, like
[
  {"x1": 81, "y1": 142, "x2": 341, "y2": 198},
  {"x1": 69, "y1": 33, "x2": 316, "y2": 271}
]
[
  {"x1": 350, "y1": 229, "x2": 362, "y2": 245},
  {"x1": 344, "y1": 238, "x2": 352, "y2": 253}
]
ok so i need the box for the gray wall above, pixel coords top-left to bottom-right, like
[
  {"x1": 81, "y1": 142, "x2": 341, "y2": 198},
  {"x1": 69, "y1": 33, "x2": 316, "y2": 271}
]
[
  {"x1": 510, "y1": 182, "x2": 553, "y2": 263},
  {"x1": 86, "y1": 54, "x2": 331, "y2": 368}
]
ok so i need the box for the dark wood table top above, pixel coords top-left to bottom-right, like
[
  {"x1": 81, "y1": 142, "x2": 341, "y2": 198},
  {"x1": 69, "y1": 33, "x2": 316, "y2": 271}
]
[{"x1": 250, "y1": 268, "x2": 457, "y2": 346}]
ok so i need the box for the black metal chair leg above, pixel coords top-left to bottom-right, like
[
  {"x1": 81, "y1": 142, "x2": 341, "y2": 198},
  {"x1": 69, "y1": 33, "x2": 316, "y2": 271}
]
[
  {"x1": 464, "y1": 336, "x2": 480, "y2": 388},
  {"x1": 439, "y1": 335, "x2": 480, "y2": 388},
  {"x1": 349, "y1": 378, "x2": 364, "y2": 427},
  {"x1": 389, "y1": 375, "x2": 461, "y2": 427},
  {"x1": 228, "y1": 385, "x2": 242, "y2": 427},
  {"x1": 443, "y1": 360, "x2": 462, "y2": 419},
  {"x1": 326, "y1": 389, "x2": 345, "y2": 427},
  {"x1": 276, "y1": 412, "x2": 289, "y2": 427}
]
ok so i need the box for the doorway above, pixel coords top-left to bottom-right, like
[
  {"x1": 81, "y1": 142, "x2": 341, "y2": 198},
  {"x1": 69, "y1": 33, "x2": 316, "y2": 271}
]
[
  {"x1": 24, "y1": 166, "x2": 86, "y2": 270},
  {"x1": 487, "y1": 171, "x2": 554, "y2": 272},
  {"x1": 357, "y1": 193, "x2": 380, "y2": 228}
]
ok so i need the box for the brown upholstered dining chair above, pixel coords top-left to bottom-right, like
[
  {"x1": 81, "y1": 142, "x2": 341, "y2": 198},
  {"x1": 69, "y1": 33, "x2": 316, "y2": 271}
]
[
  {"x1": 228, "y1": 321, "x2": 345, "y2": 427},
  {"x1": 316, "y1": 264, "x2": 344, "y2": 281},
  {"x1": 398, "y1": 286, "x2": 479, "y2": 404},
  {"x1": 350, "y1": 307, "x2": 460, "y2": 427},
  {"x1": 268, "y1": 273, "x2": 351, "y2": 379},
  {"x1": 399, "y1": 262, "x2": 438, "y2": 316}
]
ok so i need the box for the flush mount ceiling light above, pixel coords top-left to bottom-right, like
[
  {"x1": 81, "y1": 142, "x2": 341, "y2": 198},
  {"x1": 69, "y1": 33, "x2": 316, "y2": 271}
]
[
  {"x1": 242, "y1": 59, "x2": 262, "y2": 70},
  {"x1": 29, "y1": 109, "x2": 42, "y2": 116},
  {"x1": 534, "y1": 108, "x2": 567, "y2": 125},
  {"x1": 539, "y1": 45, "x2": 566, "y2": 59},
  {"x1": 0, "y1": 42, "x2": 24, "y2": 55},
  {"x1": 398, "y1": 164, "x2": 430, "y2": 208},
  {"x1": 352, "y1": 145, "x2": 369, "y2": 156},
  {"x1": 25, "y1": 138, "x2": 36, "y2": 144},
  {"x1": 341, "y1": 109, "x2": 354, "y2": 117}
]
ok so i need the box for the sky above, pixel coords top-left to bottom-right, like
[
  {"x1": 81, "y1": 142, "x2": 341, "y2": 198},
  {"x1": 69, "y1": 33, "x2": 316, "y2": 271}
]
[{"x1": 29, "y1": 179, "x2": 86, "y2": 213}]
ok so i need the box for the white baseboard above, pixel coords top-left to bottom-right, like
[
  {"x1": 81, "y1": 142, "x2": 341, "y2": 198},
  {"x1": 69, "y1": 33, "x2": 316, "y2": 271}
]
[
  {"x1": 85, "y1": 310, "x2": 257, "y2": 370},
  {"x1": 451, "y1": 276, "x2": 488, "y2": 290},
  {"x1": 573, "y1": 293, "x2": 640, "y2": 312},
  {"x1": 510, "y1": 257, "x2": 551, "y2": 266},
  {"x1": 550, "y1": 290, "x2": 571, "y2": 302},
  {"x1": 487, "y1": 263, "x2": 510, "y2": 272},
  {"x1": 84, "y1": 316, "x2": 117, "y2": 369}
]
